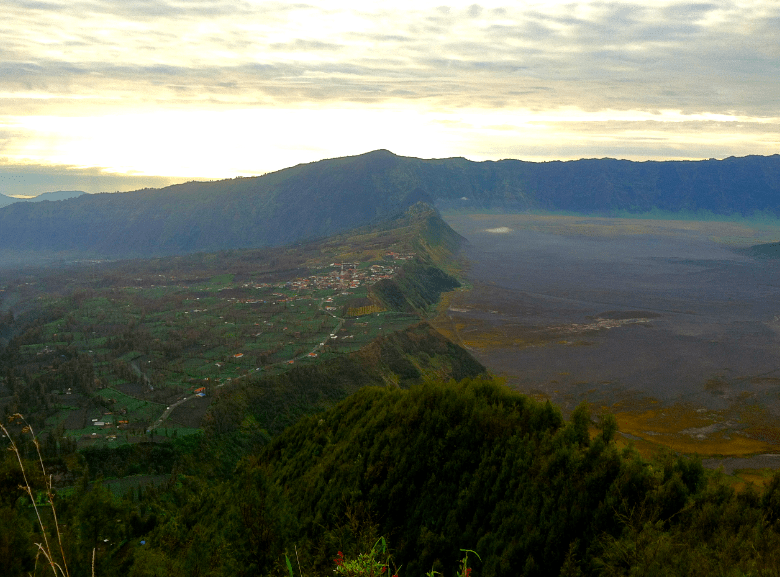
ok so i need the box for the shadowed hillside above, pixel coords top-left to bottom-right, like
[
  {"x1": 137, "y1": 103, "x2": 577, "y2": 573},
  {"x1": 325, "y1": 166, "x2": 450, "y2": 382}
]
[
  {"x1": 0, "y1": 190, "x2": 84, "y2": 208},
  {"x1": 128, "y1": 379, "x2": 780, "y2": 577},
  {"x1": 1, "y1": 151, "x2": 779, "y2": 263}
]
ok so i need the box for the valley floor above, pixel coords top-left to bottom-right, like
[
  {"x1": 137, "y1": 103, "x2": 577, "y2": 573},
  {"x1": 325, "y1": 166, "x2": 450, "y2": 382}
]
[{"x1": 435, "y1": 211, "x2": 780, "y2": 486}]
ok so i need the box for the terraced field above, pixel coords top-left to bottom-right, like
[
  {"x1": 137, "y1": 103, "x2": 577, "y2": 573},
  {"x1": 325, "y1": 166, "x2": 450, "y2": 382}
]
[{"x1": 1, "y1": 245, "x2": 421, "y2": 447}]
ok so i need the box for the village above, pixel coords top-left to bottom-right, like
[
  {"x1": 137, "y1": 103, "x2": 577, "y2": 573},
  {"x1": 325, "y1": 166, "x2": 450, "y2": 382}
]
[
  {"x1": 233, "y1": 251, "x2": 416, "y2": 299},
  {"x1": 60, "y1": 251, "x2": 420, "y2": 446}
]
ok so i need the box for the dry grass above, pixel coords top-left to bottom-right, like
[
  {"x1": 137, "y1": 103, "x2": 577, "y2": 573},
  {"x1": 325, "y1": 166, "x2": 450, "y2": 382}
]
[
  {"x1": 430, "y1": 291, "x2": 475, "y2": 349},
  {"x1": 612, "y1": 405, "x2": 778, "y2": 457},
  {"x1": 1, "y1": 414, "x2": 72, "y2": 577},
  {"x1": 432, "y1": 307, "x2": 554, "y2": 351},
  {"x1": 729, "y1": 468, "x2": 776, "y2": 491}
]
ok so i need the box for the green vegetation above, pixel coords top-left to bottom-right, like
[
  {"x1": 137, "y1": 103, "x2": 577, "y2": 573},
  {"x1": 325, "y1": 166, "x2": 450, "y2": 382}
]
[
  {"x1": 0, "y1": 203, "x2": 481, "y2": 576},
  {"x1": 5, "y1": 200, "x2": 780, "y2": 576},
  {"x1": 205, "y1": 322, "x2": 486, "y2": 437},
  {"x1": 5, "y1": 379, "x2": 780, "y2": 576},
  {"x1": 0, "y1": 205, "x2": 462, "y2": 448},
  {"x1": 373, "y1": 262, "x2": 460, "y2": 314}
]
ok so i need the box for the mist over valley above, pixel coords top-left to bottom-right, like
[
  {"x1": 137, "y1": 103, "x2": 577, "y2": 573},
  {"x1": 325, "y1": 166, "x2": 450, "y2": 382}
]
[
  {"x1": 436, "y1": 212, "x2": 780, "y2": 459},
  {"x1": 4, "y1": 0, "x2": 780, "y2": 570},
  {"x1": 4, "y1": 153, "x2": 780, "y2": 575}
]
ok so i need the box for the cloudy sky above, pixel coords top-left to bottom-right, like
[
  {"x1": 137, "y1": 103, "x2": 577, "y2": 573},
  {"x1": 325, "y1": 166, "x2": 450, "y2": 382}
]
[{"x1": 1, "y1": 0, "x2": 778, "y2": 195}]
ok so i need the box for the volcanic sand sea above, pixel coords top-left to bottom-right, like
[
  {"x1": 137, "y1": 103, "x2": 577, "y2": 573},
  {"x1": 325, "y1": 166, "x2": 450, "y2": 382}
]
[{"x1": 436, "y1": 212, "x2": 780, "y2": 473}]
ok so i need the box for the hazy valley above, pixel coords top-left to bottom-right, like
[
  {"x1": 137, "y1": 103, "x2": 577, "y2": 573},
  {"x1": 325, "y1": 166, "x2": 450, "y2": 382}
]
[
  {"x1": 4, "y1": 152, "x2": 780, "y2": 576},
  {"x1": 435, "y1": 213, "x2": 780, "y2": 466},
  {"x1": 6, "y1": 0, "x2": 779, "y2": 571}
]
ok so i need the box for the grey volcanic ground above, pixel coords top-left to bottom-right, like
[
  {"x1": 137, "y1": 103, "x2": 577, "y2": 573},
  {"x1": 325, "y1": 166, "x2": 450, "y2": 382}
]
[{"x1": 441, "y1": 213, "x2": 780, "y2": 413}]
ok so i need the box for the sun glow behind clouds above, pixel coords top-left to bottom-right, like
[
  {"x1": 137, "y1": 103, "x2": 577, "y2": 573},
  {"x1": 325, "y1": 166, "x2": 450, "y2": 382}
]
[
  {"x1": 5, "y1": 103, "x2": 779, "y2": 178},
  {"x1": 1, "y1": 0, "x2": 779, "y2": 188},
  {"x1": 7, "y1": 107, "x2": 466, "y2": 177}
]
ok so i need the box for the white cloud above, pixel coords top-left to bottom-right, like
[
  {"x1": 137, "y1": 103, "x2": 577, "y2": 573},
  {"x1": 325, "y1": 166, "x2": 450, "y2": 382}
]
[
  {"x1": 2, "y1": 106, "x2": 467, "y2": 177},
  {"x1": 0, "y1": 0, "x2": 778, "y2": 186}
]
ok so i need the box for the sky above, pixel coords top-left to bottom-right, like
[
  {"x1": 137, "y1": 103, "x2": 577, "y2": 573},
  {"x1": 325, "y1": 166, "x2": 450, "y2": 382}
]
[{"x1": 1, "y1": 0, "x2": 778, "y2": 196}]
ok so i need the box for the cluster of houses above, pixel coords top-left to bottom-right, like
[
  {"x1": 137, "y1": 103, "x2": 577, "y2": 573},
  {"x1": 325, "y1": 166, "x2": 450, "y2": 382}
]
[
  {"x1": 89, "y1": 413, "x2": 130, "y2": 430},
  {"x1": 280, "y1": 255, "x2": 414, "y2": 295},
  {"x1": 79, "y1": 412, "x2": 131, "y2": 443},
  {"x1": 383, "y1": 251, "x2": 415, "y2": 261},
  {"x1": 187, "y1": 254, "x2": 417, "y2": 309}
]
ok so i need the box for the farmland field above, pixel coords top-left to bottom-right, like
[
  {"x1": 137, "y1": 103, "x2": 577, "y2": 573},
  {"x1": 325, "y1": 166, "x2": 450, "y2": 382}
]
[{"x1": 0, "y1": 229, "x2": 425, "y2": 447}]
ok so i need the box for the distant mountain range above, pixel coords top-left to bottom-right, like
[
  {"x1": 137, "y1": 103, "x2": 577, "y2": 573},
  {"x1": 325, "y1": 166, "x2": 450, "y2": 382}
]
[
  {"x1": 743, "y1": 241, "x2": 780, "y2": 259},
  {"x1": 0, "y1": 150, "x2": 779, "y2": 262},
  {"x1": 0, "y1": 190, "x2": 84, "y2": 208}
]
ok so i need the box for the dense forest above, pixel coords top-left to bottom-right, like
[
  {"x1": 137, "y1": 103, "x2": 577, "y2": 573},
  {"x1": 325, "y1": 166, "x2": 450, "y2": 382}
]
[{"x1": 4, "y1": 378, "x2": 780, "y2": 576}]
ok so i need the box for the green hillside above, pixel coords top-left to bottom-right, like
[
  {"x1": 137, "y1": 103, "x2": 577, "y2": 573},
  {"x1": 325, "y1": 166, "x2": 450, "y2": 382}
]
[
  {"x1": 0, "y1": 204, "x2": 466, "y2": 444},
  {"x1": 238, "y1": 380, "x2": 780, "y2": 577},
  {"x1": 4, "y1": 200, "x2": 780, "y2": 577},
  {"x1": 4, "y1": 379, "x2": 776, "y2": 577}
]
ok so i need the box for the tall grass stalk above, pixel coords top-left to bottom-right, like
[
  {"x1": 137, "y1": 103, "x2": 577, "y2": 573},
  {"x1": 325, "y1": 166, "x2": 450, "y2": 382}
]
[{"x1": 1, "y1": 414, "x2": 70, "y2": 577}]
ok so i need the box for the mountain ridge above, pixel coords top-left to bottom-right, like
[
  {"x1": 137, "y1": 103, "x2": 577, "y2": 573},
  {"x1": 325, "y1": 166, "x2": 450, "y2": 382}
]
[
  {"x1": 0, "y1": 189, "x2": 84, "y2": 208},
  {"x1": 1, "y1": 150, "x2": 779, "y2": 262}
]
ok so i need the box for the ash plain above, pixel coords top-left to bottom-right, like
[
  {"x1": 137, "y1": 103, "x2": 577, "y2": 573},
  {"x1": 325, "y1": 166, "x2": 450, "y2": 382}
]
[{"x1": 439, "y1": 213, "x2": 780, "y2": 457}]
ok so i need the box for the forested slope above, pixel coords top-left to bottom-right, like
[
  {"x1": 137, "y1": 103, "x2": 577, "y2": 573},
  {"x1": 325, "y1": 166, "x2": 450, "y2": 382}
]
[
  {"x1": 203, "y1": 322, "x2": 486, "y2": 437},
  {"x1": 4, "y1": 378, "x2": 780, "y2": 576},
  {"x1": 1, "y1": 151, "x2": 779, "y2": 263},
  {"x1": 126, "y1": 379, "x2": 780, "y2": 577}
]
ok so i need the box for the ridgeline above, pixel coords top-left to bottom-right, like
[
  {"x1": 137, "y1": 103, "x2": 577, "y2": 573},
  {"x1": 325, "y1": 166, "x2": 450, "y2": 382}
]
[
  {"x1": 1, "y1": 150, "x2": 780, "y2": 264},
  {"x1": 92, "y1": 380, "x2": 780, "y2": 576}
]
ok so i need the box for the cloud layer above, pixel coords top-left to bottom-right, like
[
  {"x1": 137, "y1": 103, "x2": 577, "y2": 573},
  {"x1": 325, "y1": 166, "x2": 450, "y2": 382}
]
[{"x1": 1, "y1": 0, "x2": 778, "y2": 190}]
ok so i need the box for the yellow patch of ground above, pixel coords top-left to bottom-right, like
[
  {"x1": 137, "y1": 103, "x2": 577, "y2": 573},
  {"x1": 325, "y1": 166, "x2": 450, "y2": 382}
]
[
  {"x1": 730, "y1": 469, "x2": 776, "y2": 491},
  {"x1": 433, "y1": 309, "x2": 563, "y2": 352},
  {"x1": 614, "y1": 405, "x2": 778, "y2": 457},
  {"x1": 613, "y1": 433, "x2": 662, "y2": 461},
  {"x1": 459, "y1": 326, "x2": 549, "y2": 350},
  {"x1": 430, "y1": 292, "x2": 468, "y2": 347}
]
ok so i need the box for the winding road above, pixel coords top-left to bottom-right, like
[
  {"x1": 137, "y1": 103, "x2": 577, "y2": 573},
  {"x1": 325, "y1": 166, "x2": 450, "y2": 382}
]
[{"x1": 146, "y1": 297, "x2": 345, "y2": 433}]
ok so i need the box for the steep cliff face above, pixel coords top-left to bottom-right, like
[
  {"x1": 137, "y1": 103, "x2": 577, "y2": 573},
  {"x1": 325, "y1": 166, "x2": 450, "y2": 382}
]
[{"x1": 1, "y1": 150, "x2": 778, "y2": 261}]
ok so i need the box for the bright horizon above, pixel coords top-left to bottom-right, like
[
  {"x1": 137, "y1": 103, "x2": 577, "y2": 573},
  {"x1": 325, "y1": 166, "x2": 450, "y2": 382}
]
[{"x1": 2, "y1": 0, "x2": 778, "y2": 195}]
